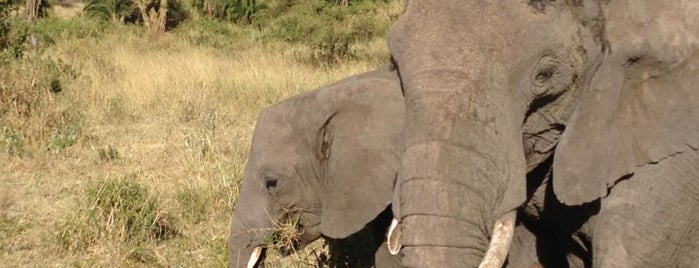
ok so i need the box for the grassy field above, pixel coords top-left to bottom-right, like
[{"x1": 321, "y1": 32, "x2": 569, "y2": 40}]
[{"x1": 0, "y1": 1, "x2": 401, "y2": 266}]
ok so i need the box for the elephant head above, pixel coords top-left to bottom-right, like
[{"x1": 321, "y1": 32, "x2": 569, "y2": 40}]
[
  {"x1": 386, "y1": 0, "x2": 699, "y2": 267},
  {"x1": 229, "y1": 64, "x2": 404, "y2": 268}
]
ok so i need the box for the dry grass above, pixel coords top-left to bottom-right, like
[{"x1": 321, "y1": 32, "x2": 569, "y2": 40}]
[{"x1": 0, "y1": 18, "x2": 391, "y2": 267}]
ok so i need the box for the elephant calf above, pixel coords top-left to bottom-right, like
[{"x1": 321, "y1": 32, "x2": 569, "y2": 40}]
[{"x1": 229, "y1": 64, "x2": 404, "y2": 268}]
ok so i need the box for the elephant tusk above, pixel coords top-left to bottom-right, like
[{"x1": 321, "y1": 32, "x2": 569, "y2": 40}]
[
  {"x1": 478, "y1": 210, "x2": 517, "y2": 268},
  {"x1": 247, "y1": 246, "x2": 263, "y2": 268},
  {"x1": 386, "y1": 218, "x2": 402, "y2": 255}
]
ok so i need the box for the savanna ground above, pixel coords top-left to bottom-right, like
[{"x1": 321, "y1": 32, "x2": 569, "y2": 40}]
[{"x1": 0, "y1": 0, "x2": 402, "y2": 266}]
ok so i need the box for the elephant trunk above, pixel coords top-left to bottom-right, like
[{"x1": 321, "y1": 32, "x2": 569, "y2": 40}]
[
  {"x1": 229, "y1": 178, "x2": 274, "y2": 268},
  {"x1": 229, "y1": 214, "x2": 272, "y2": 268},
  {"x1": 396, "y1": 74, "x2": 526, "y2": 267},
  {"x1": 229, "y1": 214, "x2": 270, "y2": 268}
]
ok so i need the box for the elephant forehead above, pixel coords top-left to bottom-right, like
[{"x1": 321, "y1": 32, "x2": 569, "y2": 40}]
[
  {"x1": 248, "y1": 120, "x2": 310, "y2": 171},
  {"x1": 392, "y1": 1, "x2": 578, "y2": 71}
]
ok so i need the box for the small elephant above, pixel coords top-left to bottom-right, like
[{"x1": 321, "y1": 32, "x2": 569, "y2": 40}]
[{"x1": 228, "y1": 64, "x2": 404, "y2": 268}]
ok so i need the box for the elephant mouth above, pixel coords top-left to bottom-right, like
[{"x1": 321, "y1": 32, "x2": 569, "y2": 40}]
[
  {"x1": 267, "y1": 209, "x2": 307, "y2": 256},
  {"x1": 272, "y1": 228, "x2": 302, "y2": 257}
]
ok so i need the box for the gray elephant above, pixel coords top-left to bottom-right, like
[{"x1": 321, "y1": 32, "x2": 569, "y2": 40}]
[
  {"x1": 385, "y1": 0, "x2": 699, "y2": 267},
  {"x1": 228, "y1": 64, "x2": 405, "y2": 268}
]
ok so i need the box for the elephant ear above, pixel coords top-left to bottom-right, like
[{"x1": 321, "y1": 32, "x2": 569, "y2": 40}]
[
  {"x1": 315, "y1": 65, "x2": 404, "y2": 239},
  {"x1": 553, "y1": 42, "x2": 699, "y2": 205}
]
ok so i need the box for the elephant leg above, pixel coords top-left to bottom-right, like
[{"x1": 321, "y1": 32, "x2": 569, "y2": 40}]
[{"x1": 591, "y1": 150, "x2": 699, "y2": 267}]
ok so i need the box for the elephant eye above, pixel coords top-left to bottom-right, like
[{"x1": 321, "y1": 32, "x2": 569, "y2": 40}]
[
  {"x1": 266, "y1": 178, "x2": 277, "y2": 189},
  {"x1": 531, "y1": 56, "x2": 560, "y2": 94},
  {"x1": 535, "y1": 67, "x2": 555, "y2": 82},
  {"x1": 264, "y1": 175, "x2": 281, "y2": 194}
]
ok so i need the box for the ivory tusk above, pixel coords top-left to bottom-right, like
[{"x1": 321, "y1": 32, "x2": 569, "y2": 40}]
[
  {"x1": 478, "y1": 210, "x2": 517, "y2": 268},
  {"x1": 247, "y1": 246, "x2": 263, "y2": 268},
  {"x1": 386, "y1": 218, "x2": 402, "y2": 255}
]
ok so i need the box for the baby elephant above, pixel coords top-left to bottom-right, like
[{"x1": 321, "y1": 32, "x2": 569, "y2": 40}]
[{"x1": 229, "y1": 64, "x2": 404, "y2": 268}]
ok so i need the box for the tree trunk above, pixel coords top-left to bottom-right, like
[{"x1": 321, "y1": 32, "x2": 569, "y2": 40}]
[
  {"x1": 136, "y1": 0, "x2": 169, "y2": 35},
  {"x1": 203, "y1": 0, "x2": 213, "y2": 17},
  {"x1": 26, "y1": 0, "x2": 41, "y2": 20}
]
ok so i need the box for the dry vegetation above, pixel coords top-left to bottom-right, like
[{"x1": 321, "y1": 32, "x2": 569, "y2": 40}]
[{"x1": 0, "y1": 1, "x2": 401, "y2": 266}]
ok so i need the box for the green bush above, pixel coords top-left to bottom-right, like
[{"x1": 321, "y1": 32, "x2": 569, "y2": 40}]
[
  {"x1": 29, "y1": 17, "x2": 108, "y2": 45},
  {"x1": 58, "y1": 176, "x2": 178, "y2": 251},
  {"x1": 82, "y1": 0, "x2": 189, "y2": 30},
  {"x1": 257, "y1": 0, "x2": 396, "y2": 64},
  {"x1": 193, "y1": 0, "x2": 266, "y2": 24},
  {"x1": 83, "y1": 0, "x2": 139, "y2": 23},
  {"x1": 1, "y1": 125, "x2": 24, "y2": 156},
  {"x1": 173, "y1": 17, "x2": 251, "y2": 47},
  {"x1": 48, "y1": 125, "x2": 78, "y2": 152},
  {"x1": 0, "y1": 0, "x2": 22, "y2": 51}
]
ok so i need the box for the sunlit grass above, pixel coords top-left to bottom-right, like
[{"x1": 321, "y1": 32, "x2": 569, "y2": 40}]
[{"x1": 0, "y1": 13, "x2": 391, "y2": 267}]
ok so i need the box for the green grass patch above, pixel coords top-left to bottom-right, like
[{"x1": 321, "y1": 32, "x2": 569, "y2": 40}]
[
  {"x1": 58, "y1": 175, "x2": 178, "y2": 252},
  {"x1": 1, "y1": 125, "x2": 24, "y2": 156},
  {"x1": 48, "y1": 125, "x2": 79, "y2": 152}
]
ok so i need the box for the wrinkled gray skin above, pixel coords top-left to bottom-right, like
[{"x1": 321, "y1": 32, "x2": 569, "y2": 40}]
[
  {"x1": 388, "y1": 0, "x2": 699, "y2": 267},
  {"x1": 229, "y1": 64, "x2": 404, "y2": 268}
]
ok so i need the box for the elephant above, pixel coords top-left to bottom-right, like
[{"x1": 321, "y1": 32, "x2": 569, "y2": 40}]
[
  {"x1": 385, "y1": 0, "x2": 699, "y2": 267},
  {"x1": 228, "y1": 64, "x2": 405, "y2": 268}
]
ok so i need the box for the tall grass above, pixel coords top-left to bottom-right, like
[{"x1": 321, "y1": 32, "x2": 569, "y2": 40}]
[{"x1": 0, "y1": 1, "x2": 400, "y2": 265}]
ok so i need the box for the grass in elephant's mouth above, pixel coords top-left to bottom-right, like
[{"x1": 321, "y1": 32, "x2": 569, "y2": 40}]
[
  {"x1": 260, "y1": 211, "x2": 332, "y2": 266},
  {"x1": 266, "y1": 210, "x2": 304, "y2": 255}
]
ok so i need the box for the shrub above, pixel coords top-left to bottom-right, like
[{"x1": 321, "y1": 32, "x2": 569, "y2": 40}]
[
  {"x1": 0, "y1": 52, "x2": 85, "y2": 154},
  {"x1": 0, "y1": 0, "x2": 22, "y2": 51},
  {"x1": 193, "y1": 0, "x2": 266, "y2": 24},
  {"x1": 48, "y1": 125, "x2": 78, "y2": 152},
  {"x1": 172, "y1": 18, "x2": 250, "y2": 48},
  {"x1": 83, "y1": 0, "x2": 188, "y2": 31},
  {"x1": 257, "y1": 0, "x2": 397, "y2": 64},
  {"x1": 1, "y1": 125, "x2": 24, "y2": 155},
  {"x1": 83, "y1": 0, "x2": 139, "y2": 23},
  {"x1": 58, "y1": 176, "x2": 178, "y2": 251}
]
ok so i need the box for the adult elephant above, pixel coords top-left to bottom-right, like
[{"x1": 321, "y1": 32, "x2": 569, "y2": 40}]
[
  {"x1": 386, "y1": 0, "x2": 699, "y2": 267},
  {"x1": 229, "y1": 64, "x2": 404, "y2": 268}
]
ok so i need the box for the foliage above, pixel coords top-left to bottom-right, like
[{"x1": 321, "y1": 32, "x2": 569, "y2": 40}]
[
  {"x1": 257, "y1": 0, "x2": 396, "y2": 64},
  {"x1": 0, "y1": 0, "x2": 24, "y2": 56},
  {"x1": 0, "y1": 55, "x2": 83, "y2": 157},
  {"x1": 83, "y1": 0, "x2": 139, "y2": 23},
  {"x1": 83, "y1": 0, "x2": 187, "y2": 31},
  {"x1": 173, "y1": 17, "x2": 250, "y2": 48},
  {"x1": 48, "y1": 125, "x2": 78, "y2": 152},
  {"x1": 28, "y1": 17, "x2": 109, "y2": 44},
  {"x1": 58, "y1": 176, "x2": 178, "y2": 251},
  {"x1": 6, "y1": 21, "x2": 26, "y2": 58},
  {"x1": 1, "y1": 125, "x2": 24, "y2": 155},
  {"x1": 193, "y1": 0, "x2": 266, "y2": 24}
]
